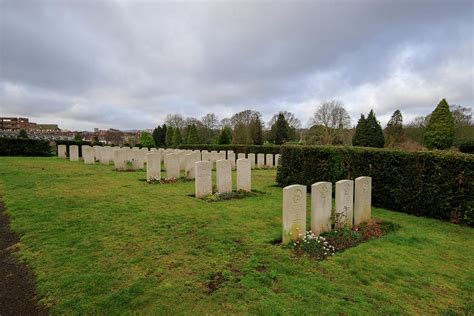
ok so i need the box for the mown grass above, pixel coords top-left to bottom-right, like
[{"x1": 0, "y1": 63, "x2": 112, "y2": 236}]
[{"x1": 0, "y1": 157, "x2": 473, "y2": 315}]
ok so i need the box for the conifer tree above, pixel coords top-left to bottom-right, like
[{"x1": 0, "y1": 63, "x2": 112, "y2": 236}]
[
  {"x1": 165, "y1": 126, "x2": 174, "y2": 147},
  {"x1": 172, "y1": 127, "x2": 183, "y2": 146},
  {"x1": 187, "y1": 124, "x2": 199, "y2": 144},
  {"x1": 352, "y1": 114, "x2": 367, "y2": 146},
  {"x1": 274, "y1": 113, "x2": 290, "y2": 145},
  {"x1": 385, "y1": 109, "x2": 404, "y2": 147},
  {"x1": 424, "y1": 99, "x2": 455, "y2": 149},
  {"x1": 218, "y1": 126, "x2": 232, "y2": 144},
  {"x1": 365, "y1": 109, "x2": 385, "y2": 148}
]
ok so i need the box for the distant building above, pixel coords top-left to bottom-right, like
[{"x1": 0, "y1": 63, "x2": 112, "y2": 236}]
[{"x1": 0, "y1": 117, "x2": 60, "y2": 131}]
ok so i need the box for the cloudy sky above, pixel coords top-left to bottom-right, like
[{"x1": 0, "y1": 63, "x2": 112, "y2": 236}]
[{"x1": 1, "y1": 0, "x2": 473, "y2": 131}]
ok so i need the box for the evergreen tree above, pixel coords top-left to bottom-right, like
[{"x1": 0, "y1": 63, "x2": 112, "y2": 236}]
[
  {"x1": 160, "y1": 124, "x2": 167, "y2": 147},
  {"x1": 249, "y1": 116, "x2": 264, "y2": 145},
  {"x1": 187, "y1": 124, "x2": 199, "y2": 144},
  {"x1": 274, "y1": 113, "x2": 290, "y2": 145},
  {"x1": 424, "y1": 99, "x2": 455, "y2": 149},
  {"x1": 152, "y1": 126, "x2": 162, "y2": 146},
  {"x1": 92, "y1": 135, "x2": 100, "y2": 145},
  {"x1": 385, "y1": 109, "x2": 404, "y2": 147},
  {"x1": 18, "y1": 129, "x2": 28, "y2": 138},
  {"x1": 365, "y1": 110, "x2": 385, "y2": 147},
  {"x1": 218, "y1": 126, "x2": 232, "y2": 144},
  {"x1": 352, "y1": 114, "x2": 367, "y2": 146},
  {"x1": 139, "y1": 131, "x2": 155, "y2": 147},
  {"x1": 165, "y1": 126, "x2": 174, "y2": 147},
  {"x1": 172, "y1": 128, "x2": 183, "y2": 146},
  {"x1": 74, "y1": 132, "x2": 83, "y2": 142}
]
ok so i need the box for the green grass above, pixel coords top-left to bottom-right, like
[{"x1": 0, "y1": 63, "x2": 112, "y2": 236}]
[{"x1": 0, "y1": 157, "x2": 473, "y2": 315}]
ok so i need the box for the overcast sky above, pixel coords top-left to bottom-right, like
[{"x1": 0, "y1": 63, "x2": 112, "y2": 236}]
[{"x1": 1, "y1": 0, "x2": 473, "y2": 131}]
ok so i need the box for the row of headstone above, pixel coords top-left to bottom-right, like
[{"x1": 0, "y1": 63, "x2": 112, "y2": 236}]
[
  {"x1": 59, "y1": 145, "x2": 281, "y2": 172},
  {"x1": 195, "y1": 158, "x2": 251, "y2": 198},
  {"x1": 282, "y1": 177, "x2": 372, "y2": 244}
]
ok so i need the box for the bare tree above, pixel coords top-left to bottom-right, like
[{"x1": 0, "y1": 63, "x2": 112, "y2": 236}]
[
  {"x1": 201, "y1": 113, "x2": 220, "y2": 130},
  {"x1": 268, "y1": 111, "x2": 302, "y2": 129},
  {"x1": 220, "y1": 117, "x2": 232, "y2": 128},
  {"x1": 165, "y1": 113, "x2": 186, "y2": 129},
  {"x1": 309, "y1": 100, "x2": 351, "y2": 145}
]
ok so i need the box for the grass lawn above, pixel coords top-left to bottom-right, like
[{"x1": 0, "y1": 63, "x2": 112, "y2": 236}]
[{"x1": 0, "y1": 157, "x2": 473, "y2": 314}]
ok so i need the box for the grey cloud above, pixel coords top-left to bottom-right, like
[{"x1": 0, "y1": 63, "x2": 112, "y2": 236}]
[{"x1": 1, "y1": 0, "x2": 472, "y2": 130}]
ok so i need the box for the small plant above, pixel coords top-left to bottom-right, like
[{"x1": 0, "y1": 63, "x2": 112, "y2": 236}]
[
  {"x1": 332, "y1": 209, "x2": 348, "y2": 229},
  {"x1": 202, "y1": 190, "x2": 259, "y2": 202},
  {"x1": 126, "y1": 160, "x2": 133, "y2": 170},
  {"x1": 292, "y1": 231, "x2": 335, "y2": 260}
]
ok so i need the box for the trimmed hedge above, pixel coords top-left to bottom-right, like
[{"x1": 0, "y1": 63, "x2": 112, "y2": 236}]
[
  {"x1": 276, "y1": 145, "x2": 474, "y2": 225},
  {"x1": 55, "y1": 140, "x2": 93, "y2": 157},
  {"x1": 176, "y1": 144, "x2": 281, "y2": 155},
  {"x1": 459, "y1": 141, "x2": 474, "y2": 154},
  {"x1": 0, "y1": 137, "x2": 52, "y2": 156}
]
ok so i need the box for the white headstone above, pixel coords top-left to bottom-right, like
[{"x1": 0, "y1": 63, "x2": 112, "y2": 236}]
[
  {"x1": 248, "y1": 153, "x2": 256, "y2": 169},
  {"x1": 237, "y1": 153, "x2": 246, "y2": 160},
  {"x1": 354, "y1": 176, "x2": 372, "y2": 226},
  {"x1": 185, "y1": 152, "x2": 200, "y2": 180},
  {"x1": 114, "y1": 149, "x2": 128, "y2": 171},
  {"x1": 202, "y1": 150, "x2": 210, "y2": 161},
  {"x1": 93, "y1": 146, "x2": 101, "y2": 161},
  {"x1": 311, "y1": 182, "x2": 332, "y2": 235},
  {"x1": 165, "y1": 153, "x2": 180, "y2": 179},
  {"x1": 69, "y1": 145, "x2": 79, "y2": 161},
  {"x1": 275, "y1": 154, "x2": 281, "y2": 167},
  {"x1": 146, "y1": 152, "x2": 161, "y2": 181},
  {"x1": 282, "y1": 184, "x2": 307, "y2": 244},
  {"x1": 58, "y1": 145, "x2": 67, "y2": 158},
  {"x1": 236, "y1": 158, "x2": 251, "y2": 192},
  {"x1": 257, "y1": 154, "x2": 265, "y2": 169},
  {"x1": 83, "y1": 146, "x2": 95, "y2": 164},
  {"x1": 227, "y1": 152, "x2": 236, "y2": 170},
  {"x1": 335, "y1": 180, "x2": 354, "y2": 228},
  {"x1": 195, "y1": 161, "x2": 212, "y2": 198},
  {"x1": 265, "y1": 154, "x2": 273, "y2": 168},
  {"x1": 216, "y1": 159, "x2": 232, "y2": 193}
]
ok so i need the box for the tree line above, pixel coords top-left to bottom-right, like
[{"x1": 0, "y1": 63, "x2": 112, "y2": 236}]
[{"x1": 138, "y1": 98, "x2": 472, "y2": 151}]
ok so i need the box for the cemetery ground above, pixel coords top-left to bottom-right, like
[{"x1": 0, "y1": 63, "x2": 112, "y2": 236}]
[{"x1": 0, "y1": 157, "x2": 473, "y2": 315}]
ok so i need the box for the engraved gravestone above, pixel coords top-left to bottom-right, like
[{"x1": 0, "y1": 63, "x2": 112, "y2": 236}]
[
  {"x1": 335, "y1": 180, "x2": 354, "y2": 228},
  {"x1": 282, "y1": 184, "x2": 307, "y2": 244},
  {"x1": 354, "y1": 176, "x2": 372, "y2": 225},
  {"x1": 311, "y1": 182, "x2": 332, "y2": 235},
  {"x1": 236, "y1": 158, "x2": 251, "y2": 192},
  {"x1": 195, "y1": 161, "x2": 212, "y2": 198},
  {"x1": 146, "y1": 152, "x2": 161, "y2": 181},
  {"x1": 216, "y1": 159, "x2": 232, "y2": 193}
]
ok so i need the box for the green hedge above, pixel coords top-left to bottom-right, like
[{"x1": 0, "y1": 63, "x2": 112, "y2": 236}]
[
  {"x1": 0, "y1": 138, "x2": 52, "y2": 156},
  {"x1": 176, "y1": 144, "x2": 281, "y2": 155},
  {"x1": 55, "y1": 140, "x2": 92, "y2": 157},
  {"x1": 276, "y1": 145, "x2": 474, "y2": 225},
  {"x1": 459, "y1": 141, "x2": 474, "y2": 154}
]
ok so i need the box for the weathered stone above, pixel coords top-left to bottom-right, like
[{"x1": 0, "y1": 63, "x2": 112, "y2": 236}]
[
  {"x1": 237, "y1": 153, "x2": 246, "y2": 160},
  {"x1": 311, "y1": 182, "x2": 332, "y2": 235},
  {"x1": 114, "y1": 149, "x2": 128, "y2": 171},
  {"x1": 227, "y1": 150, "x2": 234, "y2": 158},
  {"x1": 236, "y1": 158, "x2": 251, "y2": 192},
  {"x1": 58, "y1": 145, "x2": 67, "y2": 158},
  {"x1": 354, "y1": 176, "x2": 372, "y2": 225},
  {"x1": 335, "y1": 180, "x2": 354, "y2": 228},
  {"x1": 83, "y1": 146, "x2": 95, "y2": 164},
  {"x1": 195, "y1": 161, "x2": 212, "y2": 198},
  {"x1": 69, "y1": 145, "x2": 79, "y2": 161},
  {"x1": 185, "y1": 152, "x2": 200, "y2": 179},
  {"x1": 165, "y1": 153, "x2": 180, "y2": 179},
  {"x1": 257, "y1": 154, "x2": 265, "y2": 169},
  {"x1": 201, "y1": 150, "x2": 210, "y2": 162},
  {"x1": 216, "y1": 159, "x2": 232, "y2": 193},
  {"x1": 265, "y1": 154, "x2": 273, "y2": 168},
  {"x1": 99, "y1": 147, "x2": 110, "y2": 164},
  {"x1": 275, "y1": 154, "x2": 281, "y2": 167},
  {"x1": 93, "y1": 146, "x2": 101, "y2": 161},
  {"x1": 146, "y1": 152, "x2": 161, "y2": 181},
  {"x1": 247, "y1": 153, "x2": 256, "y2": 169},
  {"x1": 227, "y1": 152, "x2": 236, "y2": 170},
  {"x1": 130, "y1": 149, "x2": 143, "y2": 170},
  {"x1": 282, "y1": 184, "x2": 307, "y2": 244}
]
